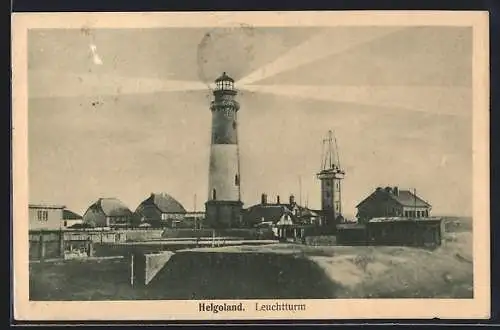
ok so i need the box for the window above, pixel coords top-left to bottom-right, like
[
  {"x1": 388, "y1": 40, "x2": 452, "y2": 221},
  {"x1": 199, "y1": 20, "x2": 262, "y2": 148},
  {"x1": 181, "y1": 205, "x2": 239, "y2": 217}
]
[
  {"x1": 64, "y1": 220, "x2": 68, "y2": 227},
  {"x1": 212, "y1": 189, "x2": 217, "y2": 200},
  {"x1": 325, "y1": 191, "x2": 331, "y2": 198},
  {"x1": 325, "y1": 181, "x2": 330, "y2": 187},
  {"x1": 37, "y1": 210, "x2": 48, "y2": 222},
  {"x1": 235, "y1": 174, "x2": 240, "y2": 186}
]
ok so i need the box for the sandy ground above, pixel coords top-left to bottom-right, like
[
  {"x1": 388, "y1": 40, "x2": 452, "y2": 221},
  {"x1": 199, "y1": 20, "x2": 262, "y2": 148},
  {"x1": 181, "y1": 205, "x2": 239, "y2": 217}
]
[
  {"x1": 177, "y1": 230, "x2": 473, "y2": 298},
  {"x1": 29, "y1": 231, "x2": 473, "y2": 300}
]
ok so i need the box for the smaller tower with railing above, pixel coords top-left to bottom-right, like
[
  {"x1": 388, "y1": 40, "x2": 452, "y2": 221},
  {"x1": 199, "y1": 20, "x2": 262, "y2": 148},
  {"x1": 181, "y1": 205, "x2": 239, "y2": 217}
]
[{"x1": 317, "y1": 130, "x2": 345, "y2": 228}]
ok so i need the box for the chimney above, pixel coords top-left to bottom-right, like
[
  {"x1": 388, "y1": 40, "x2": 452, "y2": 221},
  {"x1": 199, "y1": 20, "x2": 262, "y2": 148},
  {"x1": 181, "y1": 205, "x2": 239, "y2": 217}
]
[
  {"x1": 289, "y1": 194, "x2": 295, "y2": 206},
  {"x1": 393, "y1": 186, "x2": 399, "y2": 196},
  {"x1": 276, "y1": 195, "x2": 281, "y2": 204},
  {"x1": 261, "y1": 193, "x2": 267, "y2": 205}
]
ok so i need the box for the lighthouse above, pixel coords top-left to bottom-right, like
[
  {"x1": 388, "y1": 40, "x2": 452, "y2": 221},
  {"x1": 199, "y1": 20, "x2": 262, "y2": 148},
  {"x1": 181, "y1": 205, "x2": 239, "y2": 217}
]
[{"x1": 205, "y1": 72, "x2": 243, "y2": 228}]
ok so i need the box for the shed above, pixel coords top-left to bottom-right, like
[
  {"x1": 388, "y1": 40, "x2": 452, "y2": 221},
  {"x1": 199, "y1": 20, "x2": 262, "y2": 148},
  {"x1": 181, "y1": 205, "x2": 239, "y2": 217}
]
[
  {"x1": 336, "y1": 223, "x2": 367, "y2": 245},
  {"x1": 366, "y1": 217, "x2": 443, "y2": 248},
  {"x1": 62, "y1": 209, "x2": 83, "y2": 229}
]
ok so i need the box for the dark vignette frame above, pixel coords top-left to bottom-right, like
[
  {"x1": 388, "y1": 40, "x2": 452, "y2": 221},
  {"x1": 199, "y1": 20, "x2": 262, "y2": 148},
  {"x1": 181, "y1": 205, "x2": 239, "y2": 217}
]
[{"x1": 8, "y1": 0, "x2": 499, "y2": 327}]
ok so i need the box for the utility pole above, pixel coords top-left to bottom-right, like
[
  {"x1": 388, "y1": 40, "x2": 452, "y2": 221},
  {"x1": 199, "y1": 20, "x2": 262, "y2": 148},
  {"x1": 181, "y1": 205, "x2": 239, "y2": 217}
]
[
  {"x1": 299, "y1": 175, "x2": 302, "y2": 206},
  {"x1": 194, "y1": 194, "x2": 197, "y2": 230},
  {"x1": 130, "y1": 253, "x2": 134, "y2": 286},
  {"x1": 414, "y1": 188, "x2": 417, "y2": 218}
]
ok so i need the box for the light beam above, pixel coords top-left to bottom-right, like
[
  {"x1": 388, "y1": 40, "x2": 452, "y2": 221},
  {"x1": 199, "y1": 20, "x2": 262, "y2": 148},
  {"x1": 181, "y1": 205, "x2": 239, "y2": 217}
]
[
  {"x1": 29, "y1": 70, "x2": 208, "y2": 98},
  {"x1": 236, "y1": 27, "x2": 406, "y2": 86},
  {"x1": 238, "y1": 84, "x2": 471, "y2": 116}
]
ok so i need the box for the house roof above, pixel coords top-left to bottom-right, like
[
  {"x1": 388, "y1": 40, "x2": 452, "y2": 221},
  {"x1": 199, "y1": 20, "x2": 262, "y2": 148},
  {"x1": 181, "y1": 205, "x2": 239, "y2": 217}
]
[
  {"x1": 91, "y1": 198, "x2": 132, "y2": 217},
  {"x1": 244, "y1": 204, "x2": 294, "y2": 224},
  {"x1": 138, "y1": 193, "x2": 186, "y2": 213},
  {"x1": 390, "y1": 190, "x2": 431, "y2": 207},
  {"x1": 356, "y1": 187, "x2": 431, "y2": 208},
  {"x1": 369, "y1": 216, "x2": 442, "y2": 223},
  {"x1": 244, "y1": 200, "x2": 320, "y2": 225},
  {"x1": 63, "y1": 209, "x2": 82, "y2": 220},
  {"x1": 299, "y1": 207, "x2": 320, "y2": 218},
  {"x1": 29, "y1": 204, "x2": 65, "y2": 209}
]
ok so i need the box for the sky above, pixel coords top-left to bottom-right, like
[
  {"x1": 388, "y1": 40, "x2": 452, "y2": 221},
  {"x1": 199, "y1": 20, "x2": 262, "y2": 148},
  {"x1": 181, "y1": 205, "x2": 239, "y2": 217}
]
[{"x1": 28, "y1": 26, "x2": 472, "y2": 217}]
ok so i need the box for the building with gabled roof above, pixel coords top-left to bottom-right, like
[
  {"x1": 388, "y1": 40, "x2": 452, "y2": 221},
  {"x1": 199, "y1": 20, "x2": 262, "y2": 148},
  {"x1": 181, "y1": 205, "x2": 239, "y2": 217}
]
[
  {"x1": 82, "y1": 197, "x2": 133, "y2": 228},
  {"x1": 134, "y1": 193, "x2": 187, "y2": 228},
  {"x1": 62, "y1": 209, "x2": 83, "y2": 229},
  {"x1": 356, "y1": 186, "x2": 432, "y2": 224},
  {"x1": 242, "y1": 194, "x2": 319, "y2": 228},
  {"x1": 244, "y1": 203, "x2": 294, "y2": 227}
]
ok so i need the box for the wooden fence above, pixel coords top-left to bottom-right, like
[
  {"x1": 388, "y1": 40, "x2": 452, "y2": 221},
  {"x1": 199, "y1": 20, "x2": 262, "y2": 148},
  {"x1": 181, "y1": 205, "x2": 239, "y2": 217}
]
[
  {"x1": 28, "y1": 227, "x2": 278, "y2": 261},
  {"x1": 28, "y1": 229, "x2": 126, "y2": 261}
]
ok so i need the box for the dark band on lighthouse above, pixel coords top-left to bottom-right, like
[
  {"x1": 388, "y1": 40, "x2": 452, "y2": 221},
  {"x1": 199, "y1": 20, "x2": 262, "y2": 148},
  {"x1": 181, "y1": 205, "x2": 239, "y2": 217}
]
[{"x1": 210, "y1": 97, "x2": 239, "y2": 144}]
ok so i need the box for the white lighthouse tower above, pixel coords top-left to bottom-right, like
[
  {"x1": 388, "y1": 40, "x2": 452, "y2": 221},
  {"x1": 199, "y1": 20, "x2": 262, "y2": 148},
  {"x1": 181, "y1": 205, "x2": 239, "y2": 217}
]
[{"x1": 205, "y1": 72, "x2": 243, "y2": 228}]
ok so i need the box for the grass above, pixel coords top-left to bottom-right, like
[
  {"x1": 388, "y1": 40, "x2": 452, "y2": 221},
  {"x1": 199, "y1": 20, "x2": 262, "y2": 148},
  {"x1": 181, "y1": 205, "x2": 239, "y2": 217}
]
[
  {"x1": 326, "y1": 231, "x2": 473, "y2": 298},
  {"x1": 29, "y1": 229, "x2": 473, "y2": 300},
  {"x1": 29, "y1": 258, "x2": 140, "y2": 300}
]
